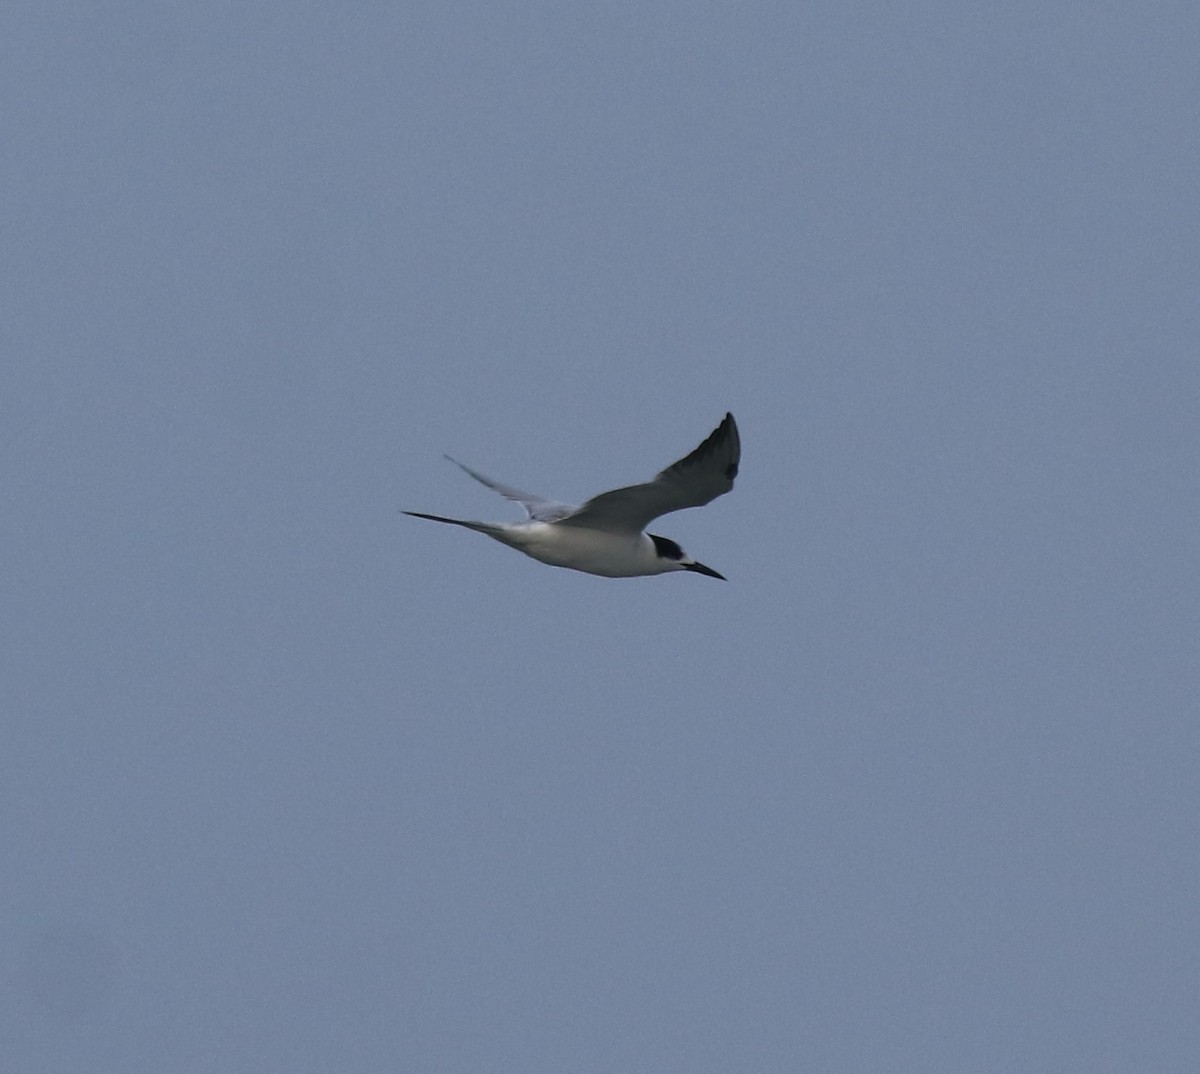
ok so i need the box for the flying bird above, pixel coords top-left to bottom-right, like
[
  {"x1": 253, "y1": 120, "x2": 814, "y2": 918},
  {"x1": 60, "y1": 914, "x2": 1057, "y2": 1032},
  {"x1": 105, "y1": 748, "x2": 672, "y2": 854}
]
[{"x1": 404, "y1": 412, "x2": 740, "y2": 579}]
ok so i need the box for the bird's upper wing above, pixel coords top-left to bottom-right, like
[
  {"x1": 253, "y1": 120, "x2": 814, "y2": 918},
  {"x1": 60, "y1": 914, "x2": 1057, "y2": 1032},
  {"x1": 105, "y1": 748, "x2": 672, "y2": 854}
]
[
  {"x1": 444, "y1": 456, "x2": 577, "y2": 522},
  {"x1": 556, "y1": 412, "x2": 740, "y2": 533}
]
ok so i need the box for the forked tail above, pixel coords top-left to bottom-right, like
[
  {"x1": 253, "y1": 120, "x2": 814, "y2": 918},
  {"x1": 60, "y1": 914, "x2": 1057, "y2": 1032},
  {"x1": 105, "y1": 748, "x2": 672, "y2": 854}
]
[{"x1": 403, "y1": 511, "x2": 503, "y2": 537}]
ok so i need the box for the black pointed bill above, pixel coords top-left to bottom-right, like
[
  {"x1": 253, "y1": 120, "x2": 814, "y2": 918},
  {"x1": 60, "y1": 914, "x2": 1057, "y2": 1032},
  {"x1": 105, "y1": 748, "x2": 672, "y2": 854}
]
[{"x1": 684, "y1": 561, "x2": 726, "y2": 580}]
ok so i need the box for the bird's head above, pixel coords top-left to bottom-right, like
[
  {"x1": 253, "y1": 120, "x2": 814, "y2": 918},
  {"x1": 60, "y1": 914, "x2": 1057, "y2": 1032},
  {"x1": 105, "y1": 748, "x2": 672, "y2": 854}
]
[{"x1": 649, "y1": 534, "x2": 726, "y2": 580}]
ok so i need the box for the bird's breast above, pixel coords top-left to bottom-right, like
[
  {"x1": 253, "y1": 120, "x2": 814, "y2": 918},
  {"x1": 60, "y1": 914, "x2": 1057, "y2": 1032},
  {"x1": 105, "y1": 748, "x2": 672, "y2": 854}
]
[{"x1": 507, "y1": 524, "x2": 660, "y2": 577}]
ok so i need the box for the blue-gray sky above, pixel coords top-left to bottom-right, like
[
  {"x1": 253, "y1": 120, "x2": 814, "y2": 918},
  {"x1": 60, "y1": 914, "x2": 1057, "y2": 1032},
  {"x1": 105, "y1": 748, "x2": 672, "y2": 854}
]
[{"x1": 4, "y1": 2, "x2": 1198, "y2": 1071}]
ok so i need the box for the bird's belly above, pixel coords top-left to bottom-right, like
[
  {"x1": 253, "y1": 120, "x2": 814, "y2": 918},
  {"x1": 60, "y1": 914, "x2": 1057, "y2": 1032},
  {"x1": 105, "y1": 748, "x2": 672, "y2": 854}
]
[{"x1": 514, "y1": 525, "x2": 655, "y2": 577}]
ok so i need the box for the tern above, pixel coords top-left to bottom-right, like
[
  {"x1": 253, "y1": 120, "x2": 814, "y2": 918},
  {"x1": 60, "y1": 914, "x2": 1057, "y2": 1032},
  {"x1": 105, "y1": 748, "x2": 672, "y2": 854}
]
[{"x1": 404, "y1": 412, "x2": 740, "y2": 579}]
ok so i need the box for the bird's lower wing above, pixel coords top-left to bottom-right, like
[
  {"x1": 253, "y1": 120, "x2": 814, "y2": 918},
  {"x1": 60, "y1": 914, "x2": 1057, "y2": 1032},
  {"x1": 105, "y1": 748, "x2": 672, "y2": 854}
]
[{"x1": 444, "y1": 456, "x2": 576, "y2": 521}]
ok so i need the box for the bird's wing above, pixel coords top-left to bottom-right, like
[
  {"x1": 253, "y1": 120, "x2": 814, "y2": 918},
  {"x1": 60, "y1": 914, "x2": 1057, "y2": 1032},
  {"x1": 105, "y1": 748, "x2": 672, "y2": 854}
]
[
  {"x1": 443, "y1": 456, "x2": 577, "y2": 522},
  {"x1": 556, "y1": 412, "x2": 740, "y2": 533}
]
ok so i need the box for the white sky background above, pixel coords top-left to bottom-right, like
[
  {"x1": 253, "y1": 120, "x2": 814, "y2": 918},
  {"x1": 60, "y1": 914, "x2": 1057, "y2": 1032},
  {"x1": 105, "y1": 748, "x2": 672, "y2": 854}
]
[{"x1": 3, "y1": 2, "x2": 1198, "y2": 1071}]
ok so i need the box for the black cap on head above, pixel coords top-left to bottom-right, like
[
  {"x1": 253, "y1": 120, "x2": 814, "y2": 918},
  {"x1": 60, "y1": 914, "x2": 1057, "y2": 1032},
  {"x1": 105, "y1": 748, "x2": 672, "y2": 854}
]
[
  {"x1": 649, "y1": 534, "x2": 685, "y2": 561},
  {"x1": 651, "y1": 534, "x2": 725, "y2": 579}
]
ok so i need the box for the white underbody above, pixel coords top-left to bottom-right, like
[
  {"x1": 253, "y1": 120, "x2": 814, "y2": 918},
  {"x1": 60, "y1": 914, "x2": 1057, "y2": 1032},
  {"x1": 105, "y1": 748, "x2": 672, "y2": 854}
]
[{"x1": 491, "y1": 523, "x2": 669, "y2": 578}]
